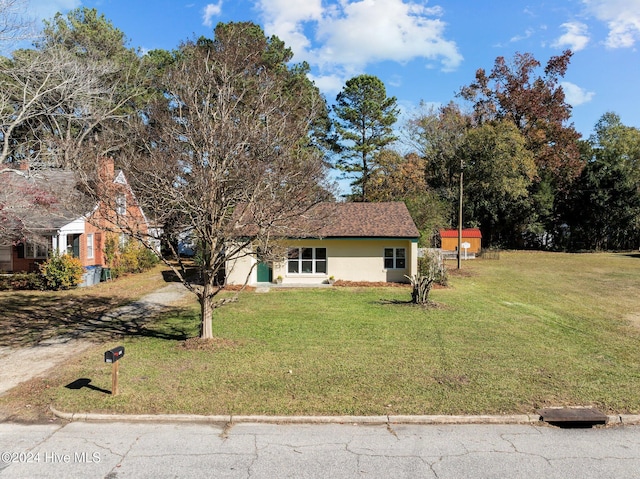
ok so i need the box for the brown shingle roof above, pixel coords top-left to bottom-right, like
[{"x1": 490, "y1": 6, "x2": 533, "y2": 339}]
[
  {"x1": 1, "y1": 169, "x2": 91, "y2": 232},
  {"x1": 304, "y1": 202, "x2": 419, "y2": 238}
]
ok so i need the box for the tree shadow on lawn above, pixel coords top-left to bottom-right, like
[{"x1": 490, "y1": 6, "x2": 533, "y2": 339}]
[
  {"x1": 377, "y1": 298, "x2": 442, "y2": 309},
  {"x1": 0, "y1": 293, "x2": 196, "y2": 348}
]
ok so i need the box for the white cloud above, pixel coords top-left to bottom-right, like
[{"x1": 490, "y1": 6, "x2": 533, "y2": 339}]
[
  {"x1": 203, "y1": 2, "x2": 223, "y2": 28},
  {"x1": 387, "y1": 74, "x2": 402, "y2": 88},
  {"x1": 583, "y1": 0, "x2": 640, "y2": 48},
  {"x1": 29, "y1": 0, "x2": 81, "y2": 23},
  {"x1": 561, "y1": 81, "x2": 595, "y2": 106},
  {"x1": 257, "y1": 0, "x2": 462, "y2": 75},
  {"x1": 308, "y1": 72, "x2": 347, "y2": 98},
  {"x1": 509, "y1": 28, "x2": 534, "y2": 43},
  {"x1": 258, "y1": 0, "x2": 323, "y2": 57},
  {"x1": 553, "y1": 22, "x2": 590, "y2": 51}
]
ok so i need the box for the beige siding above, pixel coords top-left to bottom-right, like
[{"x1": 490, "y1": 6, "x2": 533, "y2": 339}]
[
  {"x1": 225, "y1": 238, "x2": 418, "y2": 285},
  {"x1": 224, "y1": 246, "x2": 257, "y2": 285}
]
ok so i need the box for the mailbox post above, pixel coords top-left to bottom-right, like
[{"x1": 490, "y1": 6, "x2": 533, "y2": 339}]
[{"x1": 104, "y1": 346, "x2": 125, "y2": 395}]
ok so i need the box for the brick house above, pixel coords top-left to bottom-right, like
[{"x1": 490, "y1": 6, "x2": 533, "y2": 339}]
[{"x1": 0, "y1": 160, "x2": 149, "y2": 275}]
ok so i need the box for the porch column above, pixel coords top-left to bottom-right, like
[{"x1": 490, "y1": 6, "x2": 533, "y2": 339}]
[
  {"x1": 56, "y1": 234, "x2": 67, "y2": 255},
  {"x1": 410, "y1": 239, "x2": 418, "y2": 277}
]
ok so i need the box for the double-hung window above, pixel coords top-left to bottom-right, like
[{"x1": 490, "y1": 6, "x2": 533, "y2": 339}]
[
  {"x1": 87, "y1": 233, "x2": 94, "y2": 259},
  {"x1": 26, "y1": 241, "x2": 49, "y2": 259},
  {"x1": 287, "y1": 247, "x2": 327, "y2": 274},
  {"x1": 119, "y1": 233, "x2": 128, "y2": 249},
  {"x1": 384, "y1": 248, "x2": 406, "y2": 269},
  {"x1": 116, "y1": 194, "x2": 127, "y2": 216}
]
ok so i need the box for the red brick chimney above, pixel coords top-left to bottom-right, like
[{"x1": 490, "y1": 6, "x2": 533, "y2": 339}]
[{"x1": 98, "y1": 157, "x2": 115, "y2": 181}]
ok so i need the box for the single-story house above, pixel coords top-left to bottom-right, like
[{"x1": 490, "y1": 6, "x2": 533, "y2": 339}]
[
  {"x1": 225, "y1": 202, "x2": 420, "y2": 285},
  {"x1": 439, "y1": 228, "x2": 482, "y2": 254},
  {"x1": 0, "y1": 159, "x2": 149, "y2": 275}
]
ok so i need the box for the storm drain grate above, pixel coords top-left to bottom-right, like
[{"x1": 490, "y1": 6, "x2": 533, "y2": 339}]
[{"x1": 537, "y1": 407, "x2": 608, "y2": 428}]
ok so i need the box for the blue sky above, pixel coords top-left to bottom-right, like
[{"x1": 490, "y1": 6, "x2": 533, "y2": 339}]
[{"x1": 25, "y1": 0, "x2": 640, "y2": 140}]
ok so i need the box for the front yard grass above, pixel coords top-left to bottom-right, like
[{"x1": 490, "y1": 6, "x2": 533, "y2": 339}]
[{"x1": 3, "y1": 251, "x2": 640, "y2": 418}]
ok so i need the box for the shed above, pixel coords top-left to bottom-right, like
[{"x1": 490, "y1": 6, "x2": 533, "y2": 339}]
[{"x1": 439, "y1": 228, "x2": 482, "y2": 254}]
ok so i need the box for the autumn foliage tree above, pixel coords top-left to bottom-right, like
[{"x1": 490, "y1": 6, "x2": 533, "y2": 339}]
[
  {"x1": 460, "y1": 50, "x2": 582, "y2": 186},
  {"x1": 406, "y1": 102, "x2": 470, "y2": 196},
  {"x1": 457, "y1": 51, "x2": 584, "y2": 247},
  {"x1": 404, "y1": 102, "x2": 469, "y2": 233},
  {"x1": 367, "y1": 150, "x2": 426, "y2": 202}
]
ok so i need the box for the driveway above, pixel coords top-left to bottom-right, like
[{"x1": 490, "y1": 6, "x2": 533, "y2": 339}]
[{"x1": 0, "y1": 282, "x2": 190, "y2": 397}]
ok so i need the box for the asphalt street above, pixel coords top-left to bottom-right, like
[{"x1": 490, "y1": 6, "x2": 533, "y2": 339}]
[{"x1": 1, "y1": 421, "x2": 640, "y2": 478}]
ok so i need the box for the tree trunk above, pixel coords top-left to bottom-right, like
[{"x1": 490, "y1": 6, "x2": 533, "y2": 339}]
[
  {"x1": 409, "y1": 275, "x2": 434, "y2": 305},
  {"x1": 200, "y1": 280, "x2": 214, "y2": 339}
]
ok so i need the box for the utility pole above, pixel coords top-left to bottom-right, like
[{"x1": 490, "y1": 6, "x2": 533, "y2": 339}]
[{"x1": 457, "y1": 160, "x2": 463, "y2": 270}]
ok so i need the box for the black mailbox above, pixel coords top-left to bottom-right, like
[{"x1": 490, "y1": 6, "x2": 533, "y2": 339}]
[{"x1": 104, "y1": 346, "x2": 125, "y2": 363}]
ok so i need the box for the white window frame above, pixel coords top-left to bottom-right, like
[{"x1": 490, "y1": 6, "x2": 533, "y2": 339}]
[
  {"x1": 116, "y1": 194, "x2": 127, "y2": 216},
  {"x1": 86, "y1": 233, "x2": 94, "y2": 259},
  {"x1": 384, "y1": 247, "x2": 406, "y2": 270},
  {"x1": 287, "y1": 247, "x2": 327, "y2": 275},
  {"x1": 26, "y1": 240, "x2": 49, "y2": 259}
]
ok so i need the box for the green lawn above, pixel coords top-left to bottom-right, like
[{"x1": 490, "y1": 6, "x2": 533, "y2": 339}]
[{"x1": 3, "y1": 251, "x2": 640, "y2": 417}]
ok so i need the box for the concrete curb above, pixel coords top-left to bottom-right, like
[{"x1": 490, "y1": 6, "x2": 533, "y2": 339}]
[
  {"x1": 50, "y1": 406, "x2": 543, "y2": 425},
  {"x1": 49, "y1": 406, "x2": 640, "y2": 426},
  {"x1": 388, "y1": 414, "x2": 539, "y2": 425},
  {"x1": 608, "y1": 415, "x2": 640, "y2": 425},
  {"x1": 50, "y1": 407, "x2": 231, "y2": 424}
]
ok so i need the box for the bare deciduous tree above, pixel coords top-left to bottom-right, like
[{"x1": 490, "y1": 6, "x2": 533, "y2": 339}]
[
  {"x1": 0, "y1": 0, "x2": 35, "y2": 49},
  {"x1": 0, "y1": 47, "x2": 103, "y2": 166},
  {"x1": 93, "y1": 23, "x2": 332, "y2": 339},
  {"x1": 0, "y1": 8, "x2": 153, "y2": 244}
]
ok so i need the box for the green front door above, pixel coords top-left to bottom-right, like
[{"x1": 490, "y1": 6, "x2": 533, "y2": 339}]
[{"x1": 257, "y1": 262, "x2": 272, "y2": 283}]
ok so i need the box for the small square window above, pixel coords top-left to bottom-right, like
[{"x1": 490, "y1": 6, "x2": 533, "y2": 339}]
[
  {"x1": 384, "y1": 247, "x2": 406, "y2": 269},
  {"x1": 288, "y1": 248, "x2": 300, "y2": 260},
  {"x1": 316, "y1": 261, "x2": 327, "y2": 274}
]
